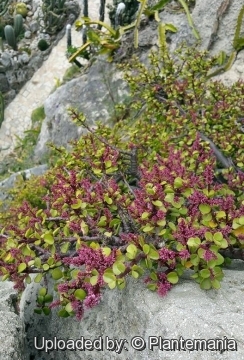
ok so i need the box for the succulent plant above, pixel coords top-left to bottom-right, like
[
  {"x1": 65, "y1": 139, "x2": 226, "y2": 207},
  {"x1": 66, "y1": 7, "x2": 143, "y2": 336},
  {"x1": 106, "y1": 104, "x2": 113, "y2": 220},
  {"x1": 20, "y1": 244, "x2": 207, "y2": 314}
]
[
  {"x1": 4, "y1": 14, "x2": 23, "y2": 50},
  {"x1": 14, "y1": 14, "x2": 23, "y2": 37},
  {"x1": 0, "y1": 0, "x2": 10, "y2": 17},
  {"x1": 15, "y1": 2, "x2": 28, "y2": 18},
  {"x1": 41, "y1": 0, "x2": 67, "y2": 35},
  {"x1": 66, "y1": 24, "x2": 72, "y2": 48},
  {"x1": 4, "y1": 24, "x2": 17, "y2": 50},
  {"x1": 108, "y1": 0, "x2": 139, "y2": 28},
  {"x1": 37, "y1": 38, "x2": 50, "y2": 51},
  {"x1": 98, "y1": 0, "x2": 106, "y2": 30}
]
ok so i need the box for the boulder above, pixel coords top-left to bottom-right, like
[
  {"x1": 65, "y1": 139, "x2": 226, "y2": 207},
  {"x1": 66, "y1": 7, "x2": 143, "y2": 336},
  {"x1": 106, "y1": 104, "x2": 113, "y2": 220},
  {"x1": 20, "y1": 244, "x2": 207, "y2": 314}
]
[
  {"x1": 0, "y1": 281, "x2": 25, "y2": 360},
  {"x1": 20, "y1": 263, "x2": 244, "y2": 360},
  {"x1": 34, "y1": 59, "x2": 130, "y2": 160}
]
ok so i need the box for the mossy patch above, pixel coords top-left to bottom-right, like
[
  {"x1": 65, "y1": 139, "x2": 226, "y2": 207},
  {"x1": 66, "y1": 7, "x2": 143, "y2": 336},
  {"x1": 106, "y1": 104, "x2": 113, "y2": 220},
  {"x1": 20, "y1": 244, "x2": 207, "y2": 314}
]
[
  {"x1": 31, "y1": 105, "x2": 45, "y2": 123},
  {"x1": 62, "y1": 64, "x2": 81, "y2": 82}
]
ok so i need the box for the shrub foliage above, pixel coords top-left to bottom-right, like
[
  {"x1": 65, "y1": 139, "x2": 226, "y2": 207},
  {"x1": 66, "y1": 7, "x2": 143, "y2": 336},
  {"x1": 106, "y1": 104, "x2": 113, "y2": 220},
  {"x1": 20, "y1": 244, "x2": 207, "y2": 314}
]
[{"x1": 0, "y1": 45, "x2": 244, "y2": 320}]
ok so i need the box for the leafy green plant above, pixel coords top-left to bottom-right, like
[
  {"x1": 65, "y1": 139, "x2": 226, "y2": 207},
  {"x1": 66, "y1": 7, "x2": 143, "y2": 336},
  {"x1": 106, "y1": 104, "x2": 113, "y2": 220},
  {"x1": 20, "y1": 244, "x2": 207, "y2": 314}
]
[
  {"x1": 1, "y1": 43, "x2": 244, "y2": 321},
  {"x1": 31, "y1": 105, "x2": 45, "y2": 123},
  {"x1": 69, "y1": 18, "x2": 122, "y2": 62}
]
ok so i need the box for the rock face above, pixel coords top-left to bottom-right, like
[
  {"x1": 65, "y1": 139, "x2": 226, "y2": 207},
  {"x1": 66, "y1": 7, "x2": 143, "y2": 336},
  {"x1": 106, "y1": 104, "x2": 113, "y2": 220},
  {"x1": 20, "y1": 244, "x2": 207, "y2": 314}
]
[
  {"x1": 34, "y1": 59, "x2": 130, "y2": 160},
  {"x1": 0, "y1": 281, "x2": 25, "y2": 360},
  {"x1": 20, "y1": 264, "x2": 244, "y2": 360}
]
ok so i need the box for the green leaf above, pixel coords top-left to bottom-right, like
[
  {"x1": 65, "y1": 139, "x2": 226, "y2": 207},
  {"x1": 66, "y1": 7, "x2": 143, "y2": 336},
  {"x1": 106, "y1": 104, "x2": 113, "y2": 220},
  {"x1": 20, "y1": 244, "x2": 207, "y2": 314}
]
[
  {"x1": 105, "y1": 160, "x2": 112, "y2": 168},
  {"x1": 147, "y1": 283, "x2": 157, "y2": 291},
  {"x1": 190, "y1": 254, "x2": 200, "y2": 266},
  {"x1": 22, "y1": 245, "x2": 32, "y2": 256},
  {"x1": 103, "y1": 269, "x2": 116, "y2": 283},
  {"x1": 51, "y1": 268, "x2": 63, "y2": 280},
  {"x1": 200, "y1": 278, "x2": 212, "y2": 290},
  {"x1": 239, "y1": 216, "x2": 244, "y2": 225},
  {"x1": 205, "y1": 232, "x2": 213, "y2": 241},
  {"x1": 39, "y1": 287, "x2": 47, "y2": 297},
  {"x1": 74, "y1": 289, "x2": 87, "y2": 300},
  {"x1": 150, "y1": 272, "x2": 158, "y2": 281},
  {"x1": 25, "y1": 275, "x2": 32, "y2": 284},
  {"x1": 165, "y1": 23, "x2": 178, "y2": 33},
  {"x1": 104, "y1": 195, "x2": 113, "y2": 204},
  {"x1": 187, "y1": 237, "x2": 201, "y2": 248},
  {"x1": 211, "y1": 279, "x2": 221, "y2": 289},
  {"x1": 152, "y1": 200, "x2": 163, "y2": 207},
  {"x1": 213, "y1": 232, "x2": 223, "y2": 242},
  {"x1": 34, "y1": 308, "x2": 42, "y2": 315},
  {"x1": 168, "y1": 222, "x2": 176, "y2": 231},
  {"x1": 60, "y1": 242, "x2": 70, "y2": 254},
  {"x1": 90, "y1": 275, "x2": 98, "y2": 285},
  {"x1": 37, "y1": 295, "x2": 44, "y2": 304},
  {"x1": 18, "y1": 263, "x2": 26, "y2": 273},
  {"x1": 43, "y1": 233, "x2": 54, "y2": 245},
  {"x1": 58, "y1": 309, "x2": 70, "y2": 318},
  {"x1": 97, "y1": 216, "x2": 107, "y2": 227},
  {"x1": 43, "y1": 307, "x2": 51, "y2": 316},
  {"x1": 126, "y1": 244, "x2": 137, "y2": 259},
  {"x1": 109, "y1": 219, "x2": 121, "y2": 227},
  {"x1": 131, "y1": 270, "x2": 139, "y2": 278},
  {"x1": 148, "y1": 248, "x2": 159, "y2": 260},
  {"x1": 142, "y1": 224, "x2": 154, "y2": 232},
  {"x1": 199, "y1": 204, "x2": 211, "y2": 215},
  {"x1": 117, "y1": 278, "x2": 126, "y2": 290},
  {"x1": 167, "y1": 272, "x2": 179, "y2": 284},
  {"x1": 143, "y1": 244, "x2": 150, "y2": 255},
  {"x1": 141, "y1": 211, "x2": 150, "y2": 220},
  {"x1": 157, "y1": 219, "x2": 166, "y2": 226},
  {"x1": 71, "y1": 199, "x2": 82, "y2": 209},
  {"x1": 44, "y1": 294, "x2": 53, "y2": 303},
  {"x1": 108, "y1": 280, "x2": 116, "y2": 289},
  {"x1": 165, "y1": 193, "x2": 174, "y2": 203},
  {"x1": 102, "y1": 247, "x2": 111, "y2": 256},
  {"x1": 34, "y1": 273, "x2": 43, "y2": 283},
  {"x1": 200, "y1": 269, "x2": 210, "y2": 279},
  {"x1": 174, "y1": 177, "x2": 183, "y2": 188},
  {"x1": 112, "y1": 262, "x2": 126, "y2": 275},
  {"x1": 65, "y1": 302, "x2": 74, "y2": 313},
  {"x1": 150, "y1": 0, "x2": 171, "y2": 11},
  {"x1": 42, "y1": 264, "x2": 49, "y2": 271}
]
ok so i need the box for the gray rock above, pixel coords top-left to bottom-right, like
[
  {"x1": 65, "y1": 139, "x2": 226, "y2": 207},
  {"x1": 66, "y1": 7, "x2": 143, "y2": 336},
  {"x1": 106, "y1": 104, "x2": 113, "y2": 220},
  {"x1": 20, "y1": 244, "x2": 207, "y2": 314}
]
[
  {"x1": 0, "y1": 281, "x2": 25, "y2": 360},
  {"x1": 18, "y1": 53, "x2": 30, "y2": 65},
  {"x1": 24, "y1": 30, "x2": 32, "y2": 39},
  {"x1": 20, "y1": 265, "x2": 244, "y2": 360},
  {"x1": 0, "y1": 73, "x2": 9, "y2": 92},
  {"x1": 0, "y1": 52, "x2": 12, "y2": 68},
  {"x1": 34, "y1": 59, "x2": 130, "y2": 160},
  {"x1": 29, "y1": 20, "x2": 39, "y2": 33}
]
